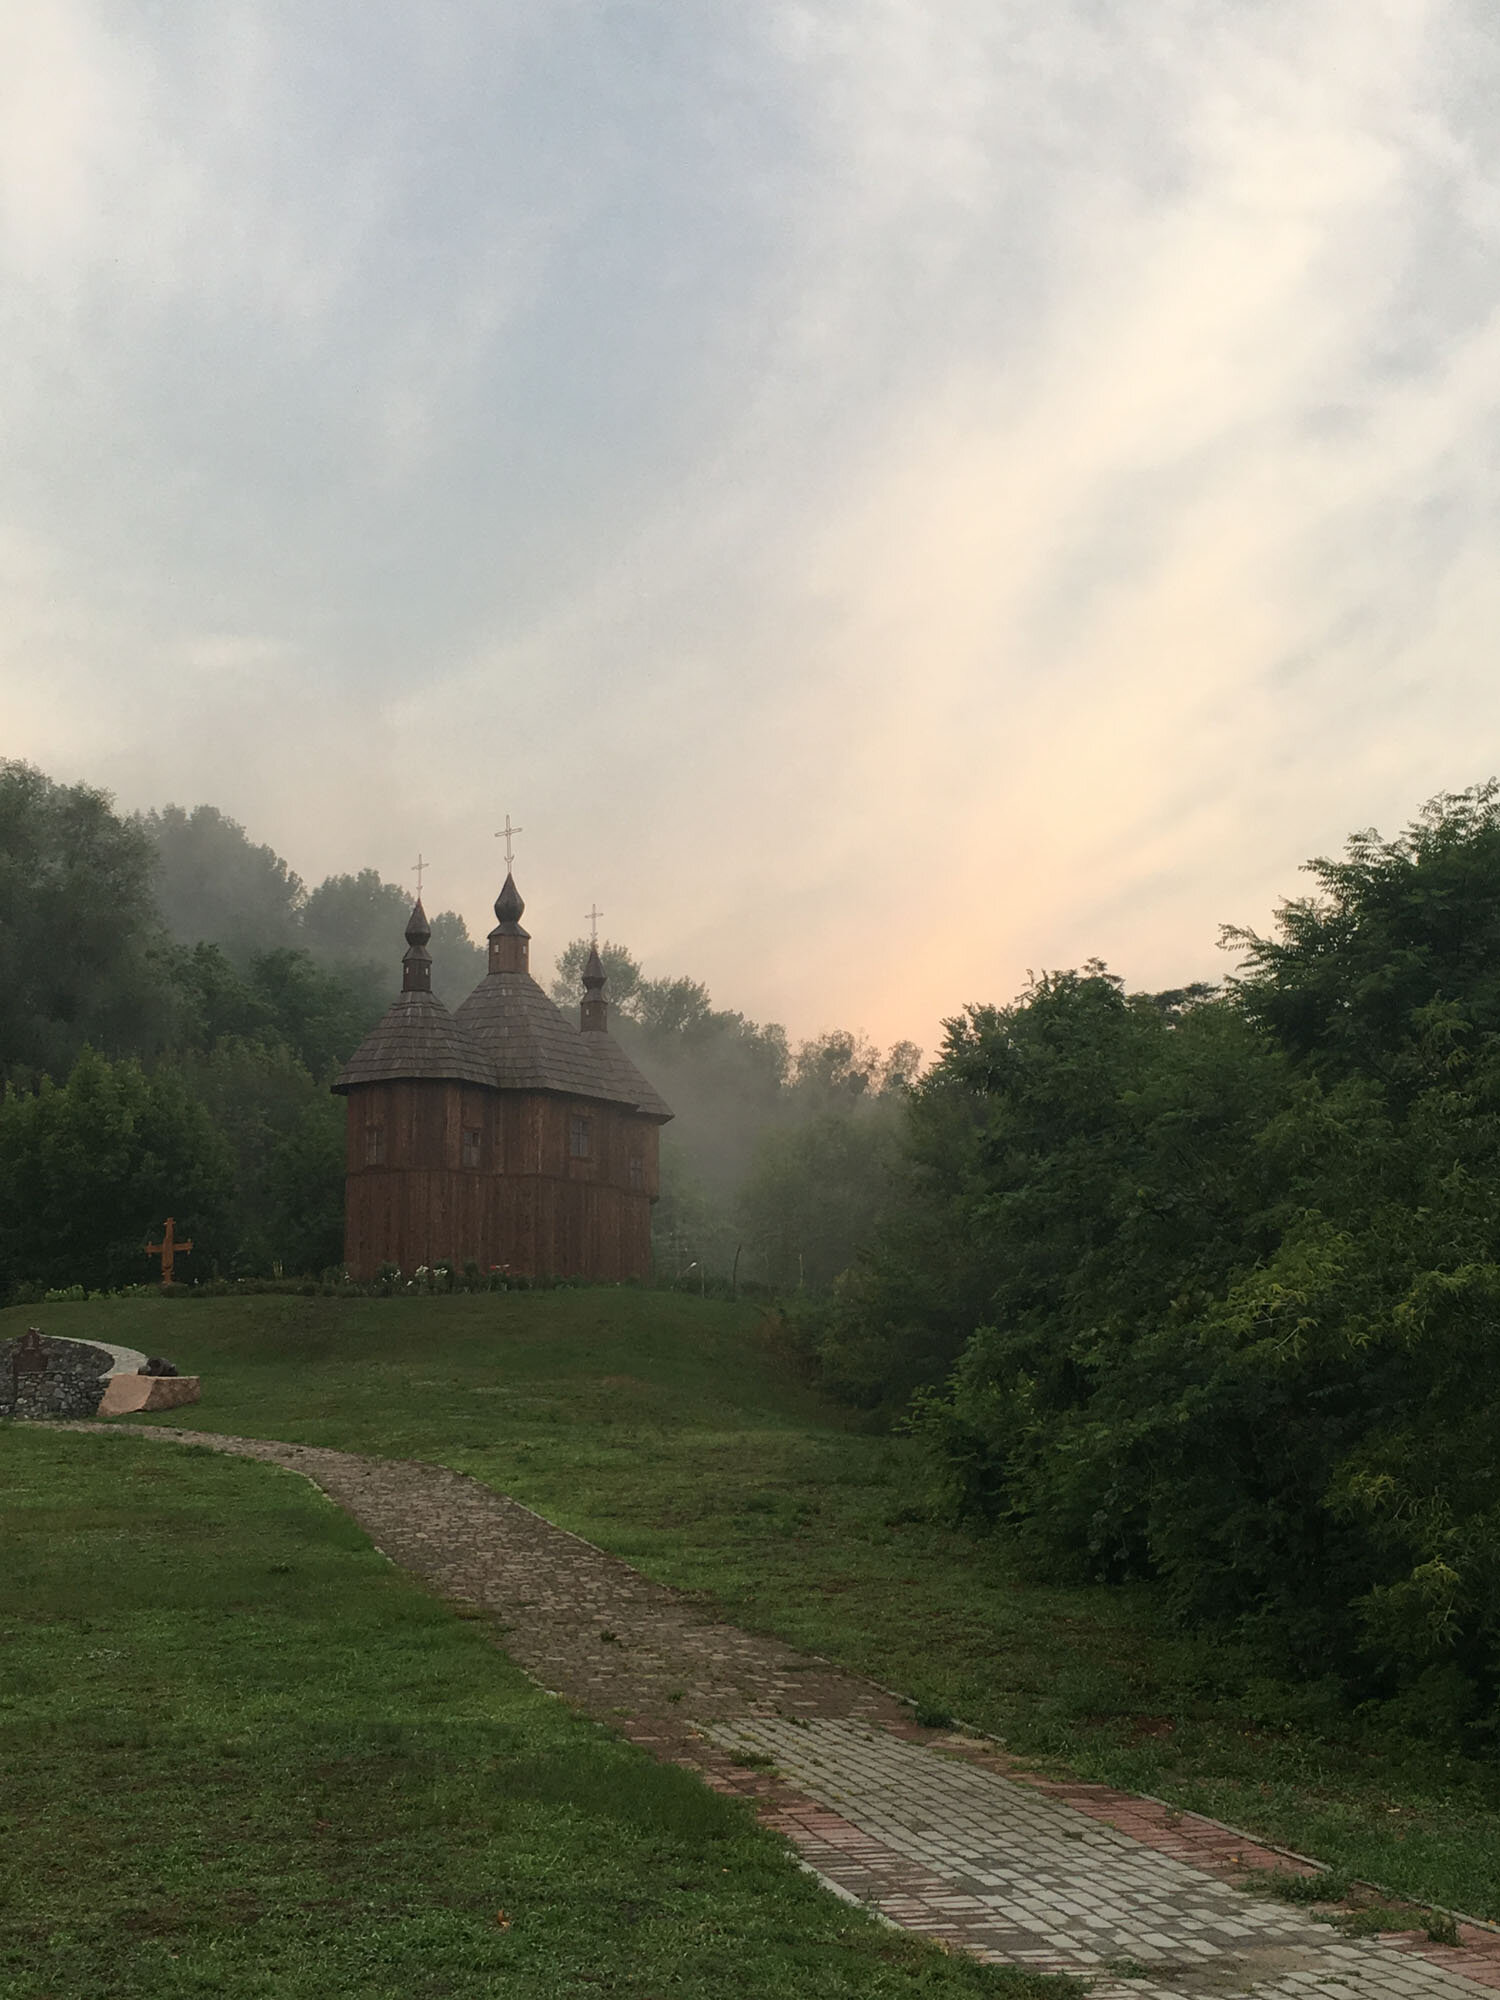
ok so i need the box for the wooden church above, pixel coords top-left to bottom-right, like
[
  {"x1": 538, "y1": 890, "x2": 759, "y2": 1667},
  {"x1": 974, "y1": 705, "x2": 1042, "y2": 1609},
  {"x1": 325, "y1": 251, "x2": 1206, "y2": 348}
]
[{"x1": 332, "y1": 868, "x2": 671, "y2": 1281}]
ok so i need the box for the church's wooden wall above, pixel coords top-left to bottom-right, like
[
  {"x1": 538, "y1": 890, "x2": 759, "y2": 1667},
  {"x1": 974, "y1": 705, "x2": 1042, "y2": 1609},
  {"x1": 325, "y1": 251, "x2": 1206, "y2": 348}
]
[{"x1": 342, "y1": 1081, "x2": 659, "y2": 1281}]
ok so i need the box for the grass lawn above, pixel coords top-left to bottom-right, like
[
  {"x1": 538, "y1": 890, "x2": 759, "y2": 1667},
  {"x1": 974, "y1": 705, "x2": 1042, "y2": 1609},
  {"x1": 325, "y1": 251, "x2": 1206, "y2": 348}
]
[
  {"x1": 11, "y1": 1288, "x2": 1500, "y2": 1926},
  {"x1": 0, "y1": 1424, "x2": 1066, "y2": 1999}
]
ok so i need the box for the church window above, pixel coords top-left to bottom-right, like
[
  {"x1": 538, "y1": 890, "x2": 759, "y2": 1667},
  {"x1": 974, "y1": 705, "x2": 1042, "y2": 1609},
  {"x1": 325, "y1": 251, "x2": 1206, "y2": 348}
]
[
  {"x1": 569, "y1": 1115, "x2": 592, "y2": 1159},
  {"x1": 462, "y1": 1127, "x2": 482, "y2": 1168},
  {"x1": 364, "y1": 1123, "x2": 385, "y2": 1166},
  {"x1": 628, "y1": 1155, "x2": 645, "y2": 1190}
]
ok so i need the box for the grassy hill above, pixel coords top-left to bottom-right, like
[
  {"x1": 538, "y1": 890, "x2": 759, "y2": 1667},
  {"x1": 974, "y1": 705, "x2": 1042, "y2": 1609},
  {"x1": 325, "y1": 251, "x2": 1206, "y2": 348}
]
[
  {"x1": 7, "y1": 1288, "x2": 1500, "y2": 1930},
  {"x1": 6, "y1": 1422, "x2": 1056, "y2": 1999}
]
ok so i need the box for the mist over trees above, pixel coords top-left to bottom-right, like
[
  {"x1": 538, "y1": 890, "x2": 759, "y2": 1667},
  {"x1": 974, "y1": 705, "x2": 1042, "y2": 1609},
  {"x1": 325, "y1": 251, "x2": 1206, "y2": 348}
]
[
  {"x1": 549, "y1": 939, "x2": 919, "y2": 1285},
  {"x1": 147, "y1": 804, "x2": 304, "y2": 960},
  {"x1": 147, "y1": 806, "x2": 485, "y2": 1007},
  {"x1": 0, "y1": 763, "x2": 172, "y2": 1081},
  {"x1": 0, "y1": 759, "x2": 911, "y2": 1293},
  {"x1": 0, "y1": 765, "x2": 482, "y2": 1288}
]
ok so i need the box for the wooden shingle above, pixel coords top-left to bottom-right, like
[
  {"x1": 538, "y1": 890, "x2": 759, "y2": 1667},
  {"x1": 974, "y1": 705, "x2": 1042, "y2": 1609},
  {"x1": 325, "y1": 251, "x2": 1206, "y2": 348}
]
[
  {"x1": 454, "y1": 969, "x2": 670, "y2": 1117},
  {"x1": 333, "y1": 990, "x2": 495, "y2": 1092}
]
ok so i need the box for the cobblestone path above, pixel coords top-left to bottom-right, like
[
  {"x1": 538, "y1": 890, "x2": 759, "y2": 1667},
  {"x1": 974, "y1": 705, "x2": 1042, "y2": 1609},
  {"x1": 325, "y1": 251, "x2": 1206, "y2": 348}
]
[{"x1": 68, "y1": 1424, "x2": 1500, "y2": 1999}]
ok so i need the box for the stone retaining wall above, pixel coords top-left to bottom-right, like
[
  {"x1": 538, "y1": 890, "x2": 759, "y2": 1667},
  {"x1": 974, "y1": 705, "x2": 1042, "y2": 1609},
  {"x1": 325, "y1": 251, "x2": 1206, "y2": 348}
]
[{"x1": 0, "y1": 1335, "x2": 115, "y2": 1421}]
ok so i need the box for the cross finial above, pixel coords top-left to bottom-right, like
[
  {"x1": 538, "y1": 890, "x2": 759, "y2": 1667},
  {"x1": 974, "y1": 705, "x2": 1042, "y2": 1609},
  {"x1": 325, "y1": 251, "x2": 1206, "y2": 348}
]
[
  {"x1": 412, "y1": 852, "x2": 427, "y2": 898},
  {"x1": 585, "y1": 903, "x2": 603, "y2": 944},
  {"x1": 495, "y1": 815, "x2": 523, "y2": 871}
]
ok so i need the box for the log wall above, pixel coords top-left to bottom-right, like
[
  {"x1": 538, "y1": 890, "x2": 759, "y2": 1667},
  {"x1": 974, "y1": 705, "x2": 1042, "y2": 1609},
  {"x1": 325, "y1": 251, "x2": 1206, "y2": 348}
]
[{"x1": 341, "y1": 1080, "x2": 660, "y2": 1282}]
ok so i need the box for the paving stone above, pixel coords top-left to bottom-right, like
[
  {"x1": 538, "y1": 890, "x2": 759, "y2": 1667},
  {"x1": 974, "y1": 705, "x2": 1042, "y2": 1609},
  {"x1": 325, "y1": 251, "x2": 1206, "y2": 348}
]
[{"x1": 60, "y1": 1422, "x2": 1500, "y2": 1998}]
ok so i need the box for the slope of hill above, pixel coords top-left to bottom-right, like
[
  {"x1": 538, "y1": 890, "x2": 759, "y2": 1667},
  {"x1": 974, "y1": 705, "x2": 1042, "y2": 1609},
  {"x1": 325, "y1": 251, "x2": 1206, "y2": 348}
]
[{"x1": 7, "y1": 1287, "x2": 1500, "y2": 1921}]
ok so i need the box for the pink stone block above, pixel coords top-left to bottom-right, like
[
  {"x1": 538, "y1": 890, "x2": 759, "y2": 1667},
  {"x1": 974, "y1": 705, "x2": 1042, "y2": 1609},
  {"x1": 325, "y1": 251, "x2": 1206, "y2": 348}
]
[{"x1": 96, "y1": 1374, "x2": 202, "y2": 1417}]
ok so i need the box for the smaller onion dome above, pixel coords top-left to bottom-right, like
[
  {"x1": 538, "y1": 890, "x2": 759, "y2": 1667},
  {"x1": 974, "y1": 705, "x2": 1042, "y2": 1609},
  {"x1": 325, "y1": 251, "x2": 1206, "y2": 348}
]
[
  {"x1": 581, "y1": 941, "x2": 608, "y2": 1033},
  {"x1": 332, "y1": 896, "x2": 494, "y2": 1093},
  {"x1": 403, "y1": 898, "x2": 433, "y2": 993}
]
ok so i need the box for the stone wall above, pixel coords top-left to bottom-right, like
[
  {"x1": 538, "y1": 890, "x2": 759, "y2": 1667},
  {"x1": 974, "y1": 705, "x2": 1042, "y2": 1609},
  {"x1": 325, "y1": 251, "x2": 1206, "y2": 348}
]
[{"x1": 0, "y1": 1335, "x2": 113, "y2": 1421}]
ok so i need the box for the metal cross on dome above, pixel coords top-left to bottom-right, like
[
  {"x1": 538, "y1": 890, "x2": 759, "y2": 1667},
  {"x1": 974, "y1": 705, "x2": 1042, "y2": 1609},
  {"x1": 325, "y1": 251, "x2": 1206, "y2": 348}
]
[
  {"x1": 585, "y1": 903, "x2": 603, "y2": 943},
  {"x1": 495, "y1": 815, "x2": 523, "y2": 872},
  {"x1": 412, "y1": 852, "x2": 428, "y2": 898}
]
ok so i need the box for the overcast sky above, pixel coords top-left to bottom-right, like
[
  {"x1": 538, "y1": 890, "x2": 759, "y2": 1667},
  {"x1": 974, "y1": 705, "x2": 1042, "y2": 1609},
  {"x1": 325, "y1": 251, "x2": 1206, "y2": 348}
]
[{"x1": 4, "y1": 1, "x2": 1500, "y2": 1052}]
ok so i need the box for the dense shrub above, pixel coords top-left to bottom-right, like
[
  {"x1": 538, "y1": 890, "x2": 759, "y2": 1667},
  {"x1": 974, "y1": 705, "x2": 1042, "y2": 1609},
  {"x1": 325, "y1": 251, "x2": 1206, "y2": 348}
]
[{"x1": 837, "y1": 787, "x2": 1500, "y2": 1739}]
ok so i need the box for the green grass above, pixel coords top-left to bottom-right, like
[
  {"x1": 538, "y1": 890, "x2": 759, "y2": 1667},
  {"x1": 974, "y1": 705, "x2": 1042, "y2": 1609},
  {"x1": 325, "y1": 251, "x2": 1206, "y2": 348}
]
[
  {"x1": 14, "y1": 1289, "x2": 1500, "y2": 1923},
  {"x1": 1247, "y1": 1871, "x2": 1465, "y2": 1944},
  {"x1": 0, "y1": 1424, "x2": 1066, "y2": 1999}
]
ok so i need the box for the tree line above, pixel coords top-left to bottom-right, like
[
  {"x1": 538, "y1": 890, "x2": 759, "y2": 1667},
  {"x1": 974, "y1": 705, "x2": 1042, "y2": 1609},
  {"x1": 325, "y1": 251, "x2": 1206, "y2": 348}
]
[
  {"x1": 0, "y1": 766, "x2": 466, "y2": 1287},
  {"x1": 0, "y1": 760, "x2": 914, "y2": 1293}
]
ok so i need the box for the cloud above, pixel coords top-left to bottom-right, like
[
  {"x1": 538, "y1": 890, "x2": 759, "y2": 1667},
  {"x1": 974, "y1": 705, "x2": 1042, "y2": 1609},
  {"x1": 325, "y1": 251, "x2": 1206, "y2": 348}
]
[{"x1": 3, "y1": 1, "x2": 1500, "y2": 1049}]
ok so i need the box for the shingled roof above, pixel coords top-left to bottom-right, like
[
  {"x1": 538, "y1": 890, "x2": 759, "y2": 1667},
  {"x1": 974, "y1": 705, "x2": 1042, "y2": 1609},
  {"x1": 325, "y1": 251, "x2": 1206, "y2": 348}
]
[
  {"x1": 333, "y1": 876, "x2": 673, "y2": 1119},
  {"x1": 452, "y1": 970, "x2": 672, "y2": 1119},
  {"x1": 332, "y1": 897, "x2": 495, "y2": 1092},
  {"x1": 573, "y1": 1023, "x2": 673, "y2": 1121},
  {"x1": 447, "y1": 874, "x2": 670, "y2": 1119},
  {"x1": 332, "y1": 989, "x2": 495, "y2": 1091}
]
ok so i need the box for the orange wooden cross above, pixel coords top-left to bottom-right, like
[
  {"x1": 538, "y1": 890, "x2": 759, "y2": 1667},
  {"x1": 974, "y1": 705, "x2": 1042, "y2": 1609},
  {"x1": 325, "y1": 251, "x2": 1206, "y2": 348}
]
[{"x1": 146, "y1": 1216, "x2": 193, "y2": 1287}]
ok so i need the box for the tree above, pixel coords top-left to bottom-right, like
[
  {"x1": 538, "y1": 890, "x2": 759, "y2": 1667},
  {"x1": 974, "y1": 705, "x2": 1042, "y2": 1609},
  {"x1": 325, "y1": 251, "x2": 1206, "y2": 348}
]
[
  {"x1": 166, "y1": 1036, "x2": 333, "y2": 1274},
  {"x1": 0, "y1": 761, "x2": 173, "y2": 1085},
  {"x1": 854, "y1": 788, "x2": 1500, "y2": 1736},
  {"x1": 739, "y1": 1104, "x2": 903, "y2": 1291},
  {"x1": 550, "y1": 938, "x2": 644, "y2": 1014},
  {"x1": 265, "y1": 1095, "x2": 347, "y2": 1274},
  {"x1": 554, "y1": 937, "x2": 791, "y2": 1267},
  {"x1": 1225, "y1": 781, "x2": 1500, "y2": 1092},
  {"x1": 424, "y1": 909, "x2": 486, "y2": 1010},
  {"x1": 0, "y1": 1047, "x2": 233, "y2": 1292},
  {"x1": 244, "y1": 949, "x2": 383, "y2": 1081},
  {"x1": 166, "y1": 941, "x2": 278, "y2": 1051},
  {"x1": 298, "y1": 870, "x2": 485, "y2": 1010},
  {"x1": 787, "y1": 1029, "x2": 922, "y2": 1108},
  {"x1": 142, "y1": 803, "x2": 304, "y2": 961},
  {"x1": 650, "y1": 1147, "x2": 739, "y2": 1284},
  {"x1": 144, "y1": 814, "x2": 485, "y2": 1009}
]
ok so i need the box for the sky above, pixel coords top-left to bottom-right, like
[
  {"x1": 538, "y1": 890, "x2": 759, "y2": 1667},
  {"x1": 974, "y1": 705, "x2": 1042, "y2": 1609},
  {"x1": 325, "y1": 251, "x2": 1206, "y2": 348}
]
[{"x1": 4, "y1": 0, "x2": 1500, "y2": 1054}]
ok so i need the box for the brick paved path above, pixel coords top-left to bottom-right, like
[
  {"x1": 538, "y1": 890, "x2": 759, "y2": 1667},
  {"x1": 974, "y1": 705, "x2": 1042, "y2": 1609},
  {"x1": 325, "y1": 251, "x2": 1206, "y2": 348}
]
[{"x1": 66, "y1": 1424, "x2": 1500, "y2": 1999}]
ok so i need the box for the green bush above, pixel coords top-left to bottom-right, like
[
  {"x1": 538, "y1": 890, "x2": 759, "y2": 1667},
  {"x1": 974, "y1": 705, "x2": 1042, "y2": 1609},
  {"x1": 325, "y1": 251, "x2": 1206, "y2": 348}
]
[{"x1": 845, "y1": 788, "x2": 1500, "y2": 1741}]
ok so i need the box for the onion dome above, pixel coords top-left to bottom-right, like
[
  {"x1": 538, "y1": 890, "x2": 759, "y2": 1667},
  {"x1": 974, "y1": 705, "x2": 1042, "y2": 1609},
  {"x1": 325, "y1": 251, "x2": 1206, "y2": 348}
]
[
  {"x1": 402, "y1": 898, "x2": 432, "y2": 993},
  {"x1": 580, "y1": 943, "x2": 607, "y2": 1034},
  {"x1": 455, "y1": 885, "x2": 669, "y2": 1118},
  {"x1": 487, "y1": 871, "x2": 531, "y2": 974},
  {"x1": 332, "y1": 896, "x2": 492, "y2": 1093},
  {"x1": 568, "y1": 936, "x2": 671, "y2": 1119}
]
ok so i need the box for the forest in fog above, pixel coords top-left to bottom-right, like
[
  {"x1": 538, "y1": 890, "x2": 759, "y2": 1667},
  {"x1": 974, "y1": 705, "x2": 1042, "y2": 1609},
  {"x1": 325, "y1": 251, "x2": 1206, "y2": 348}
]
[{"x1": 0, "y1": 761, "x2": 914, "y2": 1292}]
